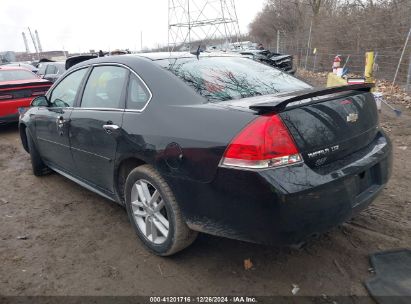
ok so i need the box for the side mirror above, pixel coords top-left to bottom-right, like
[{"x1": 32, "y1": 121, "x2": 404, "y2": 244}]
[{"x1": 31, "y1": 96, "x2": 49, "y2": 107}]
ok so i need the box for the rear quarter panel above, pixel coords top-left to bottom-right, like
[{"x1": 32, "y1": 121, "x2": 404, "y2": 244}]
[
  {"x1": 114, "y1": 57, "x2": 256, "y2": 183},
  {"x1": 0, "y1": 97, "x2": 33, "y2": 117},
  {"x1": 120, "y1": 103, "x2": 254, "y2": 183}
]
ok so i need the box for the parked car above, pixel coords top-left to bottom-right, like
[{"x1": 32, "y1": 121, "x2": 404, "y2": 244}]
[
  {"x1": 19, "y1": 53, "x2": 392, "y2": 255},
  {"x1": 37, "y1": 61, "x2": 66, "y2": 83},
  {"x1": 5, "y1": 62, "x2": 39, "y2": 74},
  {"x1": 0, "y1": 66, "x2": 52, "y2": 124},
  {"x1": 240, "y1": 49, "x2": 295, "y2": 74}
]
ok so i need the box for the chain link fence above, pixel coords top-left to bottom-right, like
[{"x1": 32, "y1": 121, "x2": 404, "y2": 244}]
[
  {"x1": 261, "y1": 26, "x2": 411, "y2": 91},
  {"x1": 284, "y1": 45, "x2": 411, "y2": 92}
]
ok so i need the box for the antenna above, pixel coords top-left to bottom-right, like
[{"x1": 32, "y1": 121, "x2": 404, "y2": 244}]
[
  {"x1": 22, "y1": 32, "x2": 30, "y2": 53},
  {"x1": 35, "y1": 30, "x2": 43, "y2": 53},
  {"x1": 168, "y1": 0, "x2": 241, "y2": 52}
]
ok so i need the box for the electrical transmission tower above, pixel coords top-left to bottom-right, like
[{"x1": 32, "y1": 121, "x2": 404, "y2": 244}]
[{"x1": 168, "y1": 0, "x2": 241, "y2": 52}]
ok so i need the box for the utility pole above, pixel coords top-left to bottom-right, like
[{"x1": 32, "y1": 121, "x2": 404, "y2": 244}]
[
  {"x1": 276, "y1": 30, "x2": 280, "y2": 53},
  {"x1": 406, "y1": 54, "x2": 411, "y2": 92},
  {"x1": 392, "y1": 26, "x2": 411, "y2": 92},
  {"x1": 304, "y1": 20, "x2": 313, "y2": 70},
  {"x1": 140, "y1": 31, "x2": 143, "y2": 51},
  {"x1": 187, "y1": 0, "x2": 191, "y2": 51}
]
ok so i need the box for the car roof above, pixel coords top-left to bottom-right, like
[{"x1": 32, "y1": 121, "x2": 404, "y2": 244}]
[
  {"x1": 70, "y1": 51, "x2": 245, "y2": 71},
  {"x1": 39, "y1": 61, "x2": 66, "y2": 69},
  {"x1": 128, "y1": 51, "x2": 243, "y2": 61}
]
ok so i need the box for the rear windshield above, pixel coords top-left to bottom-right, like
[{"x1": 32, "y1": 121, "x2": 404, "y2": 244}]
[
  {"x1": 0, "y1": 70, "x2": 37, "y2": 81},
  {"x1": 156, "y1": 56, "x2": 310, "y2": 102}
]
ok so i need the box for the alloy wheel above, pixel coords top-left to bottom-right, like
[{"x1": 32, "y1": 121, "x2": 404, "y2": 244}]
[{"x1": 130, "y1": 179, "x2": 169, "y2": 245}]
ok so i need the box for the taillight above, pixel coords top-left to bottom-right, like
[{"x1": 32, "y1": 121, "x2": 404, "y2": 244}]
[
  {"x1": 220, "y1": 114, "x2": 302, "y2": 169},
  {"x1": 0, "y1": 94, "x2": 13, "y2": 100}
]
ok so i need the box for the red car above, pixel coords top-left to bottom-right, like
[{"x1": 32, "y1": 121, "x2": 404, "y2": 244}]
[{"x1": 0, "y1": 66, "x2": 52, "y2": 124}]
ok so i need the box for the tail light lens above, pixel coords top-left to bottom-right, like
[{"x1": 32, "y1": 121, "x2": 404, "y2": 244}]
[{"x1": 220, "y1": 114, "x2": 302, "y2": 169}]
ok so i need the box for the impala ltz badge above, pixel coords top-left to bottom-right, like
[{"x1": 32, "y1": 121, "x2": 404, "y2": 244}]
[
  {"x1": 307, "y1": 145, "x2": 340, "y2": 159},
  {"x1": 347, "y1": 113, "x2": 359, "y2": 123}
]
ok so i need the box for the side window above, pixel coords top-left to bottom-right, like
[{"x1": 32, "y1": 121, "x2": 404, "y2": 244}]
[
  {"x1": 50, "y1": 68, "x2": 88, "y2": 108},
  {"x1": 126, "y1": 73, "x2": 151, "y2": 110},
  {"x1": 81, "y1": 66, "x2": 128, "y2": 109},
  {"x1": 37, "y1": 63, "x2": 47, "y2": 75},
  {"x1": 46, "y1": 65, "x2": 57, "y2": 75}
]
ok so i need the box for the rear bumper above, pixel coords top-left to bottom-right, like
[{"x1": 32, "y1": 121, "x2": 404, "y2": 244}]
[
  {"x1": 168, "y1": 131, "x2": 392, "y2": 245},
  {"x1": 0, "y1": 113, "x2": 19, "y2": 124}
]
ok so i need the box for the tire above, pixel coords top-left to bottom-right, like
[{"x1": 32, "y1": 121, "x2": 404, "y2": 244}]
[
  {"x1": 125, "y1": 164, "x2": 197, "y2": 256},
  {"x1": 26, "y1": 129, "x2": 50, "y2": 176}
]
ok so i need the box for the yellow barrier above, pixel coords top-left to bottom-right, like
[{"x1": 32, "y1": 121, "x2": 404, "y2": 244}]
[
  {"x1": 326, "y1": 51, "x2": 375, "y2": 89},
  {"x1": 326, "y1": 73, "x2": 348, "y2": 87},
  {"x1": 364, "y1": 51, "x2": 374, "y2": 83}
]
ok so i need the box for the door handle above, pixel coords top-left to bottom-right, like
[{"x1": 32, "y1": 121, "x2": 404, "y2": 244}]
[
  {"x1": 56, "y1": 115, "x2": 66, "y2": 129},
  {"x1": 56, "y1": 115, "x2": 67, "y2": 136},
  {"x1": 103, "y1": 124, "x2": 120, "y2": 134}
]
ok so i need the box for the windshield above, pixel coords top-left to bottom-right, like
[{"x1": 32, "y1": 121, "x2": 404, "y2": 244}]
[
  {"x1": 0, "y1": 70, "x2": 37, "y2": 81},
  {"x1": 156, "y1": 56, "x2": 310, "y2": 102}
]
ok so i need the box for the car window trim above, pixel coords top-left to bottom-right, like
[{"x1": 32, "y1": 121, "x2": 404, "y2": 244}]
[
  {"x1": 69, "y1": 63, "x2": 153, "y2": 113},
  {"x1": 71, "y1": 107, "x2": 125, "y2": 112}
]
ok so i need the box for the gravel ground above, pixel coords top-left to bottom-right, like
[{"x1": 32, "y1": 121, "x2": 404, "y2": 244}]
[{"x1": 0, "y1": 76, "x2": 410, "y2": 298}]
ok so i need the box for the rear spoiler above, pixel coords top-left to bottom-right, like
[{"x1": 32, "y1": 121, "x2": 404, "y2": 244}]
[
  {"x1": 0, "y1": 81, "x2": 53, "y2": 91},
  {"x1": 39, "y1": 58, "x2": 55, "y2": 63},
  {"x1": 249, "y1": 83, "x2": 374, "y2": 114}
]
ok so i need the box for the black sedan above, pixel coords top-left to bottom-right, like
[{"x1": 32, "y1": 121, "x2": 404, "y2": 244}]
[{"x1": 19, "y1": 53, "x2": 392, "y2": 256}]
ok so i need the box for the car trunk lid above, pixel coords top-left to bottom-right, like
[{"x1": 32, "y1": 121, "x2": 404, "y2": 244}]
[
  {"x1": 279, "y1": 91, "x2": 379, "y2": 167},
  {"x1": 219, "y1": 84, "x2": 379, "y2": 167},
  {"x1": 0, "y1": 80, "x2": 52, "y2": 101}
]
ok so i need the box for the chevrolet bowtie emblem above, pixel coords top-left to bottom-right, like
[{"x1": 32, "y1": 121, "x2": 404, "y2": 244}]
[{"x1": 347, "y1": 113, "x2": 359, "y2": 123}]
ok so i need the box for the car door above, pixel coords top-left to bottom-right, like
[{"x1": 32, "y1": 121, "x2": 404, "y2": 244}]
[
  {"x1": 44, "y1": 64, "x2": 59, "y2": 82},
  {"x1": 34, "y1": 67, "x2": 89, "y2": 172},
  {"x1": 69, "y1": 65, "x2": 128, "y2": 192}
]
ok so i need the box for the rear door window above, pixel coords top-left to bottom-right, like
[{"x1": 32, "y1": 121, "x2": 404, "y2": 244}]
[{"x1": 81, "y1": 66, "x2": 128, "y2": 109}]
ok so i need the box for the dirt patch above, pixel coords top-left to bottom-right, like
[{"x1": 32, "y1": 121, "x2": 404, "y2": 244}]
[{"x1": 0, "y1": 95, "x2": 410, "y2": 297}]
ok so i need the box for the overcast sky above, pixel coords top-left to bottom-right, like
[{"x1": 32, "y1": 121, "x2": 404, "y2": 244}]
[{"x1": 0, "y1": 0, "x2": 265, "y2": 53}]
